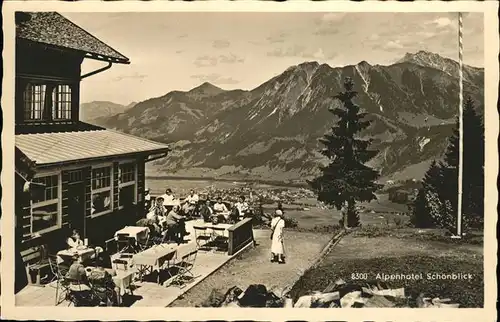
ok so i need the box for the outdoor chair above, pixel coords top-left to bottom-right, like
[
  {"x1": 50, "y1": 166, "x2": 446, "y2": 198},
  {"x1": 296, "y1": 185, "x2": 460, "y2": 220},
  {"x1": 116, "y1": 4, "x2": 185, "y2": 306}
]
[
  {"x1": 37, "y1": 245, "x2": 58, "y2": 285},
  {"x1": 169, "y1": 250, "x2": 199, "y2": 288},
  {"x1": 135, "y1": 249, "x2": 176, "y2": 284},
  {"x1": 192, "y1": 226, "x2": 212, "y2": 251},
  {"x1": 136, "y1": 234, "x2": 151, "y2": 251},
  {"x1": 111, "y1": 257, "x2": 129, "y2": 270},
  {"x1": 148, "y1": 229, "x2": 169, "y2": 246},
  {"x1": 211, "y1": 226, "x2": 229, "y2": 253},
  {"x1": 23, "y1": 244, "x2": 52, "y2": 286},
  {"x1": 105, "y1": 238, "x2": 118, "y2": 256},
  {"x1": 88, "y1": 273, "x2": 119, "y2": 307},
  {"x1": 65, "y1": 277, "x2": 98, "y2": 307},
  {"x1": 48, "y1": 255, "x2": 69, "y2": 305},
  {"x1": 116, "y1": 234, "x2": 136, "y2": 254}
]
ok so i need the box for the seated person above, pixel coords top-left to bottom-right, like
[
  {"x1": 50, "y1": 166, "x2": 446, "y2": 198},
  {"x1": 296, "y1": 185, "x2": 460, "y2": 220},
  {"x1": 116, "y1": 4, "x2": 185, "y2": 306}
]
[
  {"x1": 160, "y1": 188, "x2": 176, "y2": 208},
  {"x1": 146, "y1": 197, "x2": 167, "y2": 233},
  {"x1": 228, "y1": 205, "x2": 240, "y2": 223},
  {"x1": 66, "y1": 229, "x2": 102, "y2": 262},
  {"x1": 144, "y1": 188, "x2": 152, "y2": 213},
  {"x1": 165, "y1": 205, "x2": 190, "y2": 244},
  {"x1": 66, "y1": 255, "x2": 91, "y2": 291},
  {"x1": 67, "y1": 229, "x2": 84, "y2": 249},
  {"x1": 213, "y1": 198, "x2": 229, "y2": 214},
  {"x1": 182, "y1": 189, "x2": 199, "y2": 216},
  {"x1": 199, "y1": 200, "x2": 214, "y2": 222},
  {"x1": 235, "y1": 196, "x2": 250, "y2": 218},
  {"x1": 88, "y1": 259, "x2": 119, "y2": 306}
]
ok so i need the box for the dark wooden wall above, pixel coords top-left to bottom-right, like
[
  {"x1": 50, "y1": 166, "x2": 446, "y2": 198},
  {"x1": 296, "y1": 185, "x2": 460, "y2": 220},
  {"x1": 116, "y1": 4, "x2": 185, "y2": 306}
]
[
  {"x1": 16, "y1": 157, "x2": 147, "y2": 254},
  {"x1": 15, "y1": 42, "x2": 84, "y2": 125}
]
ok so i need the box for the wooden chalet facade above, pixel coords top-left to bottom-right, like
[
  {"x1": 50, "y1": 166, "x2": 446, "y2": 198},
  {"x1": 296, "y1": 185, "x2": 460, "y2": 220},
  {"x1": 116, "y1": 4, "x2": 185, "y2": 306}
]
[{"x1": 14, "y1": 12, "x2": 170, "y2": 264}]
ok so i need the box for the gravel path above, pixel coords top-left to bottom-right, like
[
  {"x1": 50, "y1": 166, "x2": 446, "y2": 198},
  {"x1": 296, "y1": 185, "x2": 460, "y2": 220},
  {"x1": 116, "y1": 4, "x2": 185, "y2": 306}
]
[{"x1": 169, "y1": 229, "x2": 332, "y2": 307}]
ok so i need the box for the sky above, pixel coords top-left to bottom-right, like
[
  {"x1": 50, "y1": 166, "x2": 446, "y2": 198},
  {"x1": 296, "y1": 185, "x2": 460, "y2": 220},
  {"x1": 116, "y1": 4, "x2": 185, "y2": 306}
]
[{"x1": 63, "y1": 12, "x2": 484, "y2": 105}]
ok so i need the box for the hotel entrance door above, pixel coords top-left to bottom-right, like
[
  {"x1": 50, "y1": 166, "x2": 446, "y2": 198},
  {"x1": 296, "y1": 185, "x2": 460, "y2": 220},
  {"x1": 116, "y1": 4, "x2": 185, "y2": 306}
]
[{"x1": 67, "y1": 170, "x2": 86, "y2": 237}]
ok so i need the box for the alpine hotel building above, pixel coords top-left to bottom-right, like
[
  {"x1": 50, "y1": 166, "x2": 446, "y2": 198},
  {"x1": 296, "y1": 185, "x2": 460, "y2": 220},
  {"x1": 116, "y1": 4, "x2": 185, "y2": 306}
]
[{"x1": 14, "y1": 12, "x2": 170, "y2": 291}]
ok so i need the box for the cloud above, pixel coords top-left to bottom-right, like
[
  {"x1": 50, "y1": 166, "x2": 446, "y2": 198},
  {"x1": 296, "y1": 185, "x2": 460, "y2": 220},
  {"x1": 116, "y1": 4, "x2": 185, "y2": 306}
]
[
  {"x1": 425, "y1": 17, "x2": 455, "y2": 29},
  {"x1": 267, "y1": 45, "x2": 336, "y2": 60},
  {"x1": 212, "y1": 39, "x2": 231, "y2": 49},
  {"x1": 312, "y1": 48, "x2": 325, "y2": 60},
  {"x1": 267, "y1": 45, "x2": 307, "y2": 57},
  {"x1": 194, "y1": 55, "x2": 218, "y2": 67},
  {"x1": 219, "y1": 53, "x2": 245, "y2": 64},
  {"x1": 266, "y1": 32, "x2": 289, "y2": 44},
  {"x1": 194, "y1": 54, "x2": 245, "y2": 67},
  {"x1": 112, "y1": 72, "x2": 147, "y2": 82},
  {"x1": 190, "y1": 73, "x2": 240, "y2": 85},
  {"x1": 385, "y1": 40, "x2": 404, "y2": 50},
  {"x1": 318, "y1": 13, "x2": 347, "y2": 25},
  {"x1": 313, "y1": 27, "x2": 339, "y2": 36},
  {"x1": 311, "y1": 12, "x2": 346, "y2": 36},
  {"x1": 371, "y1": 39, "x2": 405, "y2": 52}
]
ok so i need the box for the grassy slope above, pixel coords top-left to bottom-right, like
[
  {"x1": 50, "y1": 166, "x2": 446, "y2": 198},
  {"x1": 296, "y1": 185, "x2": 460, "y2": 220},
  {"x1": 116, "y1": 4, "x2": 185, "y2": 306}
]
[
  {"x1": 289, "y1": 229, "x2": 483, "y2": 308},
  {"x1": 169, "y1": 230, "x2": 332, "y2": 307}
]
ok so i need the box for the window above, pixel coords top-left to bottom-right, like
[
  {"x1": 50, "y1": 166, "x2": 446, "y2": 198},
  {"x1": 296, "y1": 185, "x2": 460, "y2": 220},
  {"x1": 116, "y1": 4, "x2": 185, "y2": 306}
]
[
  {"x1": 119, "y1": 162, "x2": 137, "y2": 208},
  {"x1": 24, "y1": 84, "x2": 46, "y2": 121},
  {"x1": 91, "y1": 166, "x2": 113, "y2": 216},
  {"x1": 52, "y1": 85, "x2": 72, "y2": 120},
  {"x1": 31, "y1": 174, "x2": 60, "y2": 234}
]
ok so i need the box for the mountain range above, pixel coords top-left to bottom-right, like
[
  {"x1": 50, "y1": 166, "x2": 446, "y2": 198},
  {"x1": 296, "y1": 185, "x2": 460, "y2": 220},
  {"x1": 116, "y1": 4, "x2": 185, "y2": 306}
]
[
  {"x1": 82, "y1": 51, "x2": 484, "y2": 184},
  {"x1": 80, "y1": 101, "x2": 137, "y2": 125}
]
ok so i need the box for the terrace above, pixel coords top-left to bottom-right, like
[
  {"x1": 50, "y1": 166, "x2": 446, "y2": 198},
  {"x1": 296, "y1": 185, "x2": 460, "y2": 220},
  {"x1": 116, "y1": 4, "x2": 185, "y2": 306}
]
[{"x1": 15, "y1": 219, "x2": 255, "y2": 307}]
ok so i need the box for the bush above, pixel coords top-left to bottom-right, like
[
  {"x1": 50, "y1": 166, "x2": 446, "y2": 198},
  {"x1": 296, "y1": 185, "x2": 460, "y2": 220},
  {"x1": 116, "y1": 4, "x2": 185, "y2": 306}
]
[
  {"x1": 393, "y1": 216, "x2": 403, "y2": 227},
  {"x1": 284, "y1": 216, "x2": 298, "y2": 228},
  {"x1": 389, "y1": 190, "x2": 409, "y2": 204},
  {"x1": 410, "y1": 189, "x2": 434, "y2": 228}
]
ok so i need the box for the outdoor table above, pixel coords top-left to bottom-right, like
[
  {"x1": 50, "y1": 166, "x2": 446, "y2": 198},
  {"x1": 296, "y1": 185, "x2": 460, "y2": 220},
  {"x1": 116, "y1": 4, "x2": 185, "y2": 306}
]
[
  {"x1": 85, "y1": 267, "x2": 135, "y2": 306},
  {"x1": 203, "y1": 223, "x2": 232, "y2": 237},
  {"x1": 114, "y1": 226, "x2": 149, "y2": 242},
  {"x1": 164, "y1": 199, "x2": 181, "y2": 207},
  {"x1": 57, "y1": 247, "x2": 95, "y2": 264},
  {"x1": 132, "y1": 245, "x2": 177, "y2": 284},
  {"x1": 213, "y1": 211, "x2": 231, "y2": 220}
]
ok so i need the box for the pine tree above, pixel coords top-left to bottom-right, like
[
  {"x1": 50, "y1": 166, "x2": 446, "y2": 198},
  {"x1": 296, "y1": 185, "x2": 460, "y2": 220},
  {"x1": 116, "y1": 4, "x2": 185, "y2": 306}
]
[
  {"x1": 412, "y1": 97, "x2": 484, "y2": 232},
  {"x1": 309, "y1": 77, "x2": 382, "y2": 228},
  {"x1": 411, "y1": 160, "x2": 445, "y2": 227},
  {"x1": 441, "y1": 97, "x2": 484, "y2": 229}
]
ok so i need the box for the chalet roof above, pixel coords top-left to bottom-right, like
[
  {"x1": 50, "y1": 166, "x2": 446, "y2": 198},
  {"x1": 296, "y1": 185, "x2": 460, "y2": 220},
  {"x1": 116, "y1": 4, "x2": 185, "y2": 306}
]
[
  {"x1": 15, "y1": 129, "x2": 170, "y2": 166},
  {"x1": 15, "y1": 147, "x2": 37, "y2": 180},
  {"x1": 16, "y1": 12, "x2": 130, "y2": 64}
]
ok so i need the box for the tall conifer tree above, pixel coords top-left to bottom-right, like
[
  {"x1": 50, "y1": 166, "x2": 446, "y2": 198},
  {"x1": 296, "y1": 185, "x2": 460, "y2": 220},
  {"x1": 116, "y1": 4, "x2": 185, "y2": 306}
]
[
  {"x1": 309, "y1": 77, "x2": 382, "y2": 228},
  {"x1": 411, "y1": 97, "x2": 484, "y2": 231},
  {"x1": 441, "y1": 97, "x2": 484, "y2": 229}
]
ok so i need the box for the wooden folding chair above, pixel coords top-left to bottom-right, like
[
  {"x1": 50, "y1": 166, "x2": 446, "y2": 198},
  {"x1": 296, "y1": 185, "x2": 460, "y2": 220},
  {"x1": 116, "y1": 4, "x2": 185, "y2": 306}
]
[
  {"x1": 169, "y1": 250, "x2": 199, "y2": 288},
  {"x1": 148, "y1": 229, "x2": 169, "y2": 247},
  {"x1": 192, "y1": 226, "x2": 212, "y2": 251},
  {"x1": 48, "y1": 255, "x2": 69, "y2": 305},
  {"x1": 136, "y1": 234, "x2": 150, "y2": 251},
  {"x1": 211, "y1": 226, "x2": 229, "y2": 253},
  {"x1": 105, "y1": 238, "x2": 118, "y2": 255},
  {"x1": 65, "y1": 277, "x2": 97, "y2": 307},
  {"x1": 116, "y1": 234, "x2": 135, "y2": 254}
]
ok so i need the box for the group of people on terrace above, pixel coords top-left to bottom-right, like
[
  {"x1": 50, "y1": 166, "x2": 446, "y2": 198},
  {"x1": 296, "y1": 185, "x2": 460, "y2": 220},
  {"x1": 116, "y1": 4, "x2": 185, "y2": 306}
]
[
  {"x1": 142, "y1": 187, "x2": 252, "y2": 243},
  {"x1": 54, "y1": 229, "x2": 120, "y2": 306},
  {"x1": 143, "y1": 187, "x2": 286, "y2": 264}
]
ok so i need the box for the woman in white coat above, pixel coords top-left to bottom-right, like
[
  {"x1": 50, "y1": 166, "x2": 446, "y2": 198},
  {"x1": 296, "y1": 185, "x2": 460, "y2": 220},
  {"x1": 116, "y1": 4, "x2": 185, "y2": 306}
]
[{"x1": 270, "y1": 209, "x2": 286, "y2": 264}]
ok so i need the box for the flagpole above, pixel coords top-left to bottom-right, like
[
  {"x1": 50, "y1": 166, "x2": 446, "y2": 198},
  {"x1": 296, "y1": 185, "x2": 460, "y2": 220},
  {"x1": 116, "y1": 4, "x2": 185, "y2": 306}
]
[{"x1": 456, "y1": 12, "x2": 464, "y2": 237}]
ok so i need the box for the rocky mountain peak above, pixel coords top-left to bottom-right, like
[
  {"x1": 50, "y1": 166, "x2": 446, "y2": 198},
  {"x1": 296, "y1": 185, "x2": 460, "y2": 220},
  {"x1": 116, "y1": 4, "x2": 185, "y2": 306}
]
[
  {"x1": 397, "y1": 50, "x2": 458, "y2": 71},
  {"x1": 188, "y1": 82, "x2": 226, "y2": 97}
]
